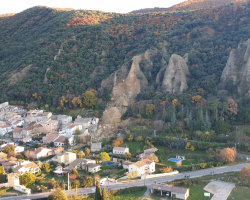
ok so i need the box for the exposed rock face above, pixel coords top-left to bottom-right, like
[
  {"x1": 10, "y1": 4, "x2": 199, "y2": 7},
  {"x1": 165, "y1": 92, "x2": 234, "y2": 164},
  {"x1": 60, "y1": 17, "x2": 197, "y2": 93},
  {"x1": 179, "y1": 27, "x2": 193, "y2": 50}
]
[
  {"x1": 221, "y1": 39, "x2": 250, "y2": 94},
  {"x1": 7, "y1": 64, "x2": 33, "y2": 86},
  {"x1": 162, "y1": 54, "x2": 189, "y2": 94}
]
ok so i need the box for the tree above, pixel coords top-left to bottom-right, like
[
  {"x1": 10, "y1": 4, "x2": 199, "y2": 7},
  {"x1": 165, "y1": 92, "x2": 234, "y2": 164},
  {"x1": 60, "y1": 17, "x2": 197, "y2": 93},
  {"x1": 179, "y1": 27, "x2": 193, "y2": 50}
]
[
  {"x1": 24, "y1": 151, "x2": 34, "y2": 160},
  {"x1": 240, "y1": 166, "x2": 250, "y2": 180},
  {"x1": 102, "y1": 188, "x2": 109, "y2": 200},
  {"x1": 126, "y1": 170, "x2": 138, "y2": 179},
  {"x1": 112, "y1": 137, "x2": 124, "y2": 147},
  {"x1": 20, "y1": 173, "x2": 36, "y2": 186},
  {"x1": 48, "y1": 187, "x2": 68, "y2": 200},
  {"x1": 77, "y1": 151, "x2": 85, "y2": 158},
  {"x1": 72, "y1": 168, "x2": 78, "y2": 175},
  {"x1": 219, "y1": 147, "x2": 237, "y2": 163},
  {"x1": 71, "y1": 180, "x2": 80, "y2": 189},
  {"x1": 75, "y1": 129, "x2": 81, "y2": 135},
  {"x1": 172, "y1": 99, "x2": 178, "y2": 106},
  {"x1": 100, "y1": 152, "x2": 110, "y2": 161},
  {"x1": 203, "y1": 110, "x2": 211, "y2": 131},
  {"x1": 85, "y1": 147, "x2": 90, "y2": 157},
  {"x1": 41, "y1": 162, "x2": 51, "y2": 173},
  {"x1": 160, "y1": 166, "x2": 173, "y2": 173},
  {"x1": 171, "y1": 112, "x2": 177, "y2": 126},
  {"x1": 176, "y1": 161, "x2": 182, "y2": 168},
  {"x1": 3, "y1": 147, "x2": 13, "y2": 154},
  {"x1": 127, "y1": 135, "x2": 133, "y2": 142},
  {"x1": 64, "y1": 138, "x2": 70, "y2": 150},
  {"x1": 124, "y1": 152, "x2": 131, "y2": 159},
  {"x1": 0, "y1": 166, "x2": 5, "y2": 175},
  {"x1": 83, "y1": 91, "x2": 98, "y2": 108},
  {"x1": 215, "y1": 120, "x2": 229, "y2": 135},
  {"x1": 49, "y1": 142, "x2": 55, "y2": 147},
  {"x1": 148, "y1": 153, "x2": 159, "y2": 162},
  {"x1": 145, "y1": 104, "x2": 155, "y2": 117},
  {"x1": 227, "y1": 98, "x2": 238, "y2": 116},
  {"x1": 95, "y1": 181, "x2": 102, "y2": 200},
  {"x1": 136, "y1": 136, "x2": 143, "y2": 142}
]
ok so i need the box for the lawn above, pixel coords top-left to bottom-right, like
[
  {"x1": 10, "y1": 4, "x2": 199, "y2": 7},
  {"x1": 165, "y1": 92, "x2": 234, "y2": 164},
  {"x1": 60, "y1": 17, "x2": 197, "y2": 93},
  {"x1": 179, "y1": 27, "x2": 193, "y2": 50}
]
[
  {"x1": 228, "y1": 186, "x2": 250, "y2": 200},
  {"x1": 125, "y1": 141, "x2": 144, "y2": 154},
  {"x1": 77, "y1": 187, "x2": 147, "y2": 200},
  {"x1": 156, "y1": 147, "x2": 212, "y2": 168}
]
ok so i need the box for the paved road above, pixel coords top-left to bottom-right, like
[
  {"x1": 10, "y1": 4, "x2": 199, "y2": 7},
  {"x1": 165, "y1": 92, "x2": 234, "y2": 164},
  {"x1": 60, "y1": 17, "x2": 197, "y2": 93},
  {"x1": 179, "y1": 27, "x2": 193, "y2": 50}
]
[
  {"x1": 237, "y1": 153, "x2": 250, "y2": 159},
  {"x1": 1, "y1": 163, "x2": 250, "y2": 200}
]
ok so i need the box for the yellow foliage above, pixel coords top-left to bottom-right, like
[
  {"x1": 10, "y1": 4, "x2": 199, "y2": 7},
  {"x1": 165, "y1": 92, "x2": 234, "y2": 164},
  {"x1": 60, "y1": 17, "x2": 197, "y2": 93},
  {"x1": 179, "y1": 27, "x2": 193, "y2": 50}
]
[
  {"x1": 192, "y1": 95, "x2": 202, "y2": 103},
  {"x1": 172, "y1": 99, "x2": 178, "y2": 106},
  {"x1": 82, "y1": 91, "x2": 98, "y2": 108}
]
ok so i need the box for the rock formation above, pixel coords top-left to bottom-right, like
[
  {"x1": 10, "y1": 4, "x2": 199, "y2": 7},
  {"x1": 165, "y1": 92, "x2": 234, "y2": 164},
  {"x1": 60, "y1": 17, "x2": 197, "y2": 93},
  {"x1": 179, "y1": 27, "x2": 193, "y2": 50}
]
[
  {"x1": 162, "y1": 54, "x2": 189, "y2": 94},
  {"x1": 221, "y1": 39, "x2": 250, "y2": 94}
]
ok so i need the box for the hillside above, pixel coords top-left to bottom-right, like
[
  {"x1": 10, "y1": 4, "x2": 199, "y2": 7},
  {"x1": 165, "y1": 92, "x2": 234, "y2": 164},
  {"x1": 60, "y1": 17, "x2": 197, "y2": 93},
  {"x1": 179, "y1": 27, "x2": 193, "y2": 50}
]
[
  {"x1": 131, "y1": 0, "x2": 247, "y2": 13},
  {"x1": 1, "y1": 2, "x2": 250, "y2": 133}
]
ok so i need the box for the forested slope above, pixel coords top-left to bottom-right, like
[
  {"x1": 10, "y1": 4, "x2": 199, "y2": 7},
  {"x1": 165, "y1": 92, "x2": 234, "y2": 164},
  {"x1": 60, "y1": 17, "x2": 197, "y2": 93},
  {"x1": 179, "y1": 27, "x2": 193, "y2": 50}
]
[{"x1": 1, "y1": 2, "x2": 250, "y2": 124}]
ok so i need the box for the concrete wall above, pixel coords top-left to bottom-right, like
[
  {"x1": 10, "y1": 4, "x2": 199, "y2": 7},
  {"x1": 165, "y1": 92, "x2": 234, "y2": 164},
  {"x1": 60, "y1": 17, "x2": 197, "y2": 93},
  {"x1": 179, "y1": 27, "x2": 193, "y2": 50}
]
[{"x1": 142, "y1": 170, "x2": 179, "y2": 179}]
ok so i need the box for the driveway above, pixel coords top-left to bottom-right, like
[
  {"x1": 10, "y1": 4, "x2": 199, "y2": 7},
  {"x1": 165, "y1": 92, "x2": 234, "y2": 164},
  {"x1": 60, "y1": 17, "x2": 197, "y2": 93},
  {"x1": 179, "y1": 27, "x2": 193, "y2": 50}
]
[{"x1": 204, "y1": 180, "x2": 235, "y2": 200}]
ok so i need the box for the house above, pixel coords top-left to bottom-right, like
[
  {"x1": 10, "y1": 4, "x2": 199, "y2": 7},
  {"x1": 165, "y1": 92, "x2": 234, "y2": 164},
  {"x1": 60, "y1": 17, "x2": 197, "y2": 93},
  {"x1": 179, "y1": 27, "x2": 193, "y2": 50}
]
[
  {"x1": 22, "y1": 137, "x2": 32, "y2": 143},
  {"x1": 0, "y1": 152, "x2": 7, "y2": 159},
  {"x1": 12, "y1": 127, "x2": 24, "y2": 139},
  {"x1": 151, "y1": 183, "x2": 189, "y2": 200},
  {"x1": 54, "y1": 136, "x2": 74, "y2": 147},
  {"x1": 122, "y1": 161, "x2": 134, "y2": 169},
  {"x1": 52, "y1": 151, "x2": 76, "y2": 165},
  {"x1": 137, "y1": 152, "x2": 158, "y2": 162},
  {"x1": 144, "y1": 148, "x2": 158, "y2": 154},
  {"x1": 1, "y1": 144, "x2": 24, "y2": 153},
  {"x1": 22, "y1": 124, "x2": 43, "y2": 137},
  {"x1": 12, "y1": 161, "x2": 40, "y2": 175},
  {"x1": 63, "y1": 123, "x2": 82, "y2": 136},
  {"x1": 91, "y1": 142, "x2": 102, "y2": 152},
  {"x1": 74, "y1": 116, "x2": 99, "y2": 128},
  {"x1": 14, "y1": 185, "x2": 31, "y2": 194},
  {"x1": 88, "y1": 163, "x2": 101, "y2": 173},
  {"x1": 27, "y1": 110, "x2": 43, "y2": 117},
  {"x1": 0, "y1": 125, "x2": 12, "y2": 136},
  {"x1": 32, "y1": 147, "x2": 54, "y2": 159},
  {"x1": 113, "y1": 147, "x2": 129, "y2": 155},
  {"x1": 0, "y1": 160, "x2": 17, "y2": 171},
  {"x1": 53, "y1": 166, "x2": 65, "y2": 177},
  {"x1": 57, "y1": 115, "x2": 72, "y2": 127},
  {"x1": 39, "y1": 119, "x2": 59, "y2": 133},
  {"x1": 63, "y1": 158, "x2": 96, "y2": 172},
  {"x1": 8, "y1": 173, "x2": 20, "y2": 187},
  {"x1": 127, "y1": 159, "x2": 155, "y2": 176},
  {"x1": 43, "y1": 134, "x2": 60, "y2": 144}
]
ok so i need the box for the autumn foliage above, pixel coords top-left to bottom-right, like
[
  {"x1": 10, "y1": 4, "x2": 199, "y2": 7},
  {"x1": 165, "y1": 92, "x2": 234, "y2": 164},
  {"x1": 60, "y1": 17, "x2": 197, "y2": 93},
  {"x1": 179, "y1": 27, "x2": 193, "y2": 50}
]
[
  {"x1": 160, "y1": 166, "x2": 173, "y2": 173},
  {"x1": 239, "y1": 166, "x2": 250, "y2": 180},
  {"x1": 67, "y1": 16, "x2": 101, "y2": 27},
  {"x1": 219, "y1": 147, "x2": 237, "y2": 163},
  {"x1": 112, "y1": 137, "x2": 124, "y2": 147}
]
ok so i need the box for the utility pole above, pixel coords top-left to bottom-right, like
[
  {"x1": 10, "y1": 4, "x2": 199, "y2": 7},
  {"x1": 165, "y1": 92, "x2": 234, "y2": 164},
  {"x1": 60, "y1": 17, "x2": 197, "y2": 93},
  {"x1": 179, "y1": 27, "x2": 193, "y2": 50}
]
[{"x1": 68, "y1": 172, "x2": 70, "y2": 190}]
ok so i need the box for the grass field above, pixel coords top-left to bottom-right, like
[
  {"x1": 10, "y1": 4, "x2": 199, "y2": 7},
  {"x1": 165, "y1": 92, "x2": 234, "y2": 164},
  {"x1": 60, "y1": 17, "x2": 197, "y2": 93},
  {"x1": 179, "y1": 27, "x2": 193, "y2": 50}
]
[
  {"x1": 228, "y1": 186, "x2": 250, "y2": 200},
  {"x1": 75, "y1": 187, "x2": 147, "y2": 200},
  {"x1": 125, "y1": 141, "x2": 144, "y2": 154}
]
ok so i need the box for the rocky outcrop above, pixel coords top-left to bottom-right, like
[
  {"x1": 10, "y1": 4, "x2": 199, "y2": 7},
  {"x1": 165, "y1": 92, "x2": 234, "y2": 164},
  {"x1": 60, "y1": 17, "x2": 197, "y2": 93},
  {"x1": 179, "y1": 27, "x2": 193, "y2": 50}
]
[
  {"x1": 7, "y1": 64, "x2": 33, "y2": 86},
  {"x1": 221, "y1": 39, "x2": 250, "y2": 94},
  {"x1": 162, "y1": 54, "x2": 189, "y2": 94},
  {"x1": 43, "y1": 68, "x2": 50, "y2": 84}
]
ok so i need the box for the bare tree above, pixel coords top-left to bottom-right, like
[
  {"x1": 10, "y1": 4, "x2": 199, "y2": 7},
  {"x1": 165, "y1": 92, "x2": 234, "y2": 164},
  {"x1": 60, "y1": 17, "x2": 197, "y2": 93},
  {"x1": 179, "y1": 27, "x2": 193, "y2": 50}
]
[{"x1": 24, "y1": 151, "x2": 34, "y2": 160}]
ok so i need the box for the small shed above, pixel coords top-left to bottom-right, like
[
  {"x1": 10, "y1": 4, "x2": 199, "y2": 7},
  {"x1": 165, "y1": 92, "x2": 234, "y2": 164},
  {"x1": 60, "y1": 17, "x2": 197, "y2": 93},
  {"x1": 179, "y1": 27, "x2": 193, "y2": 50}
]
[{"x1": 88, "y1": 163, "x2": 101, "y2": 173}]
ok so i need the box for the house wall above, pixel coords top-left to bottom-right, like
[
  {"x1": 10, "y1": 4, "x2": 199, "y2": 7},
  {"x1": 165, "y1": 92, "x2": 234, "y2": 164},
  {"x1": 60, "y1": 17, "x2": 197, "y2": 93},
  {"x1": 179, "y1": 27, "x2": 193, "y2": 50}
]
[
  {"x1": 14, "y1": 185, "x2": 31, "y2": 194},
  {"x1": 88, "y1": 166, "x2": 100, "y2": 173},
  {"x1": 171, "y1": 192, "x2": 187, "y2": 200}
]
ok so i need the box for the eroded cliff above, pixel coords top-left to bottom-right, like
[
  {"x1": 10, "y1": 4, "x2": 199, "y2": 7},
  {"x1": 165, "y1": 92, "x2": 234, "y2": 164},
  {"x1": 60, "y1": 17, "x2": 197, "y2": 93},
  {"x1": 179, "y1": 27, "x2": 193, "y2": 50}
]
[{"x1": 221, "y1": 39, "x2": 250, "y2": 94}]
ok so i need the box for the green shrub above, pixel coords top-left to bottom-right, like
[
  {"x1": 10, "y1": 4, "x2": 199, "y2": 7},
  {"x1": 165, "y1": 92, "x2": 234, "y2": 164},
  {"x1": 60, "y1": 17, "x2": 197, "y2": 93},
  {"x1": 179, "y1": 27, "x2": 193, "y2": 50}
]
[{"x1": 0, "y1": 187, "x2": 9, "y2": 194}]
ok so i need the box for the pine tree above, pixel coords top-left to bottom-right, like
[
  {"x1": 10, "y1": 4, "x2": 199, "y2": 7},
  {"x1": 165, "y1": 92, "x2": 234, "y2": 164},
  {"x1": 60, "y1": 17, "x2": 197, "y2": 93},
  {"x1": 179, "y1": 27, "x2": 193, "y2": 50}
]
[
  {"x1": 171, "y1": 112, "x2": 177, "y2": 126},
  {"x1": 204, "y1": 110, "x2": 211, "y2": 131},
  {"x1": 199, "y1": 109, "x2": 205, "y2": 131},
  {"x1": 95, "y1": 181, "x2": 102, "y2": 200},
  {"x1": 162, "y1": 106, "x2": 167, "y2": 122},
  {"x1": 102, "y1": 188, "x2": 109, "y2": 200}
]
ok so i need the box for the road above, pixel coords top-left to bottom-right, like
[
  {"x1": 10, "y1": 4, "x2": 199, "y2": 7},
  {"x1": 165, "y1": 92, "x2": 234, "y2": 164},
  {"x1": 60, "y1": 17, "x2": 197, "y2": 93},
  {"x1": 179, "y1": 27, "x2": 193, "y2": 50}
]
[{"x1": 1, "y1": 162, "x2": 250, "y2": 200}]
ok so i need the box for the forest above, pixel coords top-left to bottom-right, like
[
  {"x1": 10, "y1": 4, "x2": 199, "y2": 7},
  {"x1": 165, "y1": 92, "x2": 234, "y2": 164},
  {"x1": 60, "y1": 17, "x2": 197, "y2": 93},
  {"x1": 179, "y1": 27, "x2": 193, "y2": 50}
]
[{"x1": 1, "y1": 1, "x2": 250, "y2": 126}]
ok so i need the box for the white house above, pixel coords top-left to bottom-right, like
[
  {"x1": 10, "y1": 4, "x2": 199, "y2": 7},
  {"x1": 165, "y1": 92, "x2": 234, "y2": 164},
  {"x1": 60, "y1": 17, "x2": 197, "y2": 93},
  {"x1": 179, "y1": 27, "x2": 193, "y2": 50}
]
[
  {"x1": 0, "y1": 125, "x2": 12, "y2": 136},
  {"x1": 113, "y1": 147, "x2": 129, "y2": 155},
  {"x1": 91, "y1": 142, "x2": 102, "y2": 152},
  {"x1": 54, "y1": 136, "x2": 74, "y2": 147},
  {"x1": 88, "y1": 163, "x2": 101, "y2": 173},
  {"x1": 57, "y1": 115, "x2": 72, "y2": 126},
  {"x1": 63, "y1": 123, "x2": 82, "y2": 135},
  {"x1": 1, "y1": 144, "x2": 24, "y2": 153},
  {"x1": 128, "y1": 159, "x2": 155, "y2": 176},
  {"x1": 14, "y1": 185, "x2": 31, "y2": 194},
  {"x1": 12, "y1": 161, "x2": 41, "y2": 175},
  {"x1": 32, "y1": 147, "x2": 54, "y2": 159}
]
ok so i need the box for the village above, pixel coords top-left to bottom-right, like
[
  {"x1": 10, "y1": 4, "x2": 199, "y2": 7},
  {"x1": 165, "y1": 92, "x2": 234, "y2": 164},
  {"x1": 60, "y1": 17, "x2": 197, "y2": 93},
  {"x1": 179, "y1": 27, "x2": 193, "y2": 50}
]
[{"x1": 0, "y1": 101, "x2": 248, "y2": 200}]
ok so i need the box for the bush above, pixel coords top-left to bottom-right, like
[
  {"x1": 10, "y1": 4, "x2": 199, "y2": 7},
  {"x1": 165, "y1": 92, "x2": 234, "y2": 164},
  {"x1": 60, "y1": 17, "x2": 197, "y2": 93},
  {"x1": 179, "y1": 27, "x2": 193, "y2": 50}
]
[{"x1": 0, "y1": 187, "x2": 9, "y2": 194}]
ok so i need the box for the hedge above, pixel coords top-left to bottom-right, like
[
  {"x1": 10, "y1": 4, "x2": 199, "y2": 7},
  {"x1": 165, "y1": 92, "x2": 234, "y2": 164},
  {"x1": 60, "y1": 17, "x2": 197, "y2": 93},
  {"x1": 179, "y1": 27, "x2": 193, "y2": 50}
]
[
  {"x1": 107, "y1": 186, "x2": 146, "y2": 196},
  {"x1": 0, "y1": 187, "x2": 10, "y2": 194}
]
